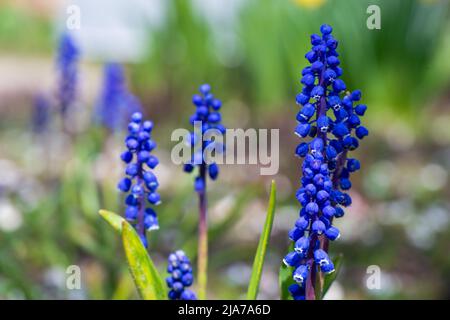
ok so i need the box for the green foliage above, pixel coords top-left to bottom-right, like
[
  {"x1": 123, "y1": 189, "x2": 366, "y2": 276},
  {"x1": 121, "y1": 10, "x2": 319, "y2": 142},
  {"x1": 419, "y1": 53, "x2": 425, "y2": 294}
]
[
  {"x1": 99, "y1": 209, "x2": 167, "y2": 300},
  {"x1": 121, "y1": 221, "x2": 167, "y2": 300},
  {"x1": 321, "y1": 254, "x2": 344, "y2": 299},
  {"x1": 99, "y1": 209, "x2": 125, "y2": 233},
  {"x1": 0, "y1": 6, "x2": 52, "y2": 52},
  {"x1": 247, "y1": 181, "x2": 276, "y2": 300},
  {"x1": 1, "y1": 0, "x2": 449, "y2": 300}
]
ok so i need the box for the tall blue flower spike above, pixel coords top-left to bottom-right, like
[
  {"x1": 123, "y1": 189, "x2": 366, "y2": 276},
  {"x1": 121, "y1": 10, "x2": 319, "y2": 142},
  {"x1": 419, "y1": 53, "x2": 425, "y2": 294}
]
[
  {"x1": 94, "y1": 63, "x2": 142, "y2": 131},
  {"x1": 183, "y1": 84, "x2": 226, "y2": 190},
  {"x1": 286, "y1": 24, "x2": 369, "y2": 300},
  {"x1": 182, "y1": 84, "x2": 226, "y2": 299},
  {"x1": 118, "y1": 112, "x2": 160, "y2": 248},
  {"x1": 56, "y1": 33, "x2": 79, "y2": 117},
  {"x1": 166, "y1": 250, "x2": 197, "y2": 300}
]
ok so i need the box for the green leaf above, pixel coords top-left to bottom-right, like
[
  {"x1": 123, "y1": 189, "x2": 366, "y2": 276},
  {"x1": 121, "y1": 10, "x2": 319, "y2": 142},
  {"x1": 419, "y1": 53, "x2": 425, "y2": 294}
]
[
  {"x1": 121, "y1": 221, "x2": 167, "y2": 300},
  {"x1": 321, "y1": 254, "x2": 343, "y2": 299},
  {"x1": 99, "y1": 209, "x2": 125, "y2": 233},
  {"x1": 315, "y1": 267, "x2": 323, "y2": 300},
  {"x1": 246, "y1": 180, "x2": 276, "y2": 300},
  {"x1": 279, "y1": 243, "x2": 295, "y2": 300},
  {"x1": 279, "y1": 263, "x2": 295, "y2": 300},
  {"x1": 112, "y1": 270, "x2": 137, "y2": 300}
]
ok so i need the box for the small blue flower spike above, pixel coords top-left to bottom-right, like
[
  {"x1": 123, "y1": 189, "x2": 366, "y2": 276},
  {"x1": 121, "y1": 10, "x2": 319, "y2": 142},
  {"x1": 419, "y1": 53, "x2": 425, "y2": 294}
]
[
  {"x1": 118, "y1": 112, "x2": 160, "y2": 247},
  {"x1": 166, "y1": 250, "x2": 197, "y2": 300},
  {"x1": 32, "y1": 93, "x2": 50, "y2": 133},
  {"x1": 57, "y1": 33, "x2": 79, "y2": 117},
  {"x1": 287, "y1": 24, "x2": 368, "y2": 299},
  {"x1": 184, "y1": 84, "x2": 226, "y2": 192},
  {"x1": 94, "y1": 63, "x2": 142, "y2": 131}
]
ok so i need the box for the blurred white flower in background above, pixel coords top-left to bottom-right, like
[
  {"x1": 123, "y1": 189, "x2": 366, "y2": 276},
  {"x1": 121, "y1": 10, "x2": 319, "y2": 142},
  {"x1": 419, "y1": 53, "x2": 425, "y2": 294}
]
[
  {"x1": 419, "y1": 163, "x2": 448, "y2": 191},
  {"x1": 0, "y1": 199, "x2": 22, "y2": 232},
  {"x1": 323, "y1": 281, "x2": 344, "y2": 300}
]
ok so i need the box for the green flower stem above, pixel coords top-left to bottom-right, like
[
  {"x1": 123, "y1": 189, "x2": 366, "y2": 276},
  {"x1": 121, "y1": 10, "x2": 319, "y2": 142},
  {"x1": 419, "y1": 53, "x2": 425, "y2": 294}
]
[{"x1": 197, "y1": 164, "x2": 208, "y2": 300}]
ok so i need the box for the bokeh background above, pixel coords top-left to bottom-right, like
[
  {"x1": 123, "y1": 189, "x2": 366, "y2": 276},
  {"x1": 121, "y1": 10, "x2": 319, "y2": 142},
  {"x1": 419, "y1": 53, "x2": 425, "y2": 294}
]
[{"x1": 1, "y1": 0, "x2": 450, "y2": 300}]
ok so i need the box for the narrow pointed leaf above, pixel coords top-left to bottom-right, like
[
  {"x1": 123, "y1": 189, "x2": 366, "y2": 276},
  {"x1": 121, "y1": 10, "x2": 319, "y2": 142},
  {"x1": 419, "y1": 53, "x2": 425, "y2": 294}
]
[
  {"x1": 99, "y1": 209, "x2": 125, "y2": 233},
  {"x1": 246, "y1": 180, "x2": 276, "y2": 300},
  {"x1": 321, "y1": 254, "x2": 343, "y2": 299},
  {"x1": 121, "y1": 221, "x2": 167, "y2": 300},
  {"x1": 279, "y1": 263, "x2": 295, "y2": 300}
]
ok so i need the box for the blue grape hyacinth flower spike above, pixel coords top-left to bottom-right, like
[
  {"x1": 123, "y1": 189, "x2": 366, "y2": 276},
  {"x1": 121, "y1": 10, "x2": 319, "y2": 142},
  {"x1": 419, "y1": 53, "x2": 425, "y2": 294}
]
[
  {"x1": 286, "y1": 24, "x2": 369, "y2": 300},
  {"x1": 32, "y1": 93, "x2": 51, "y2": 134},
  {"x1": 117, "y1": 112, "x2": 160, "y2": 248},
  {"x1": 94, "y1": 63, "x2": 126, "y2": 130},
  {"x1": 182, "y1": 84, "x2": 226, "y2": 300},
  {"x1": 166, "y1": 250, "x2": 197, "y2": 300},
  {"x1": 183, "y1": 83, "x2": 226, "y2": 191},
  {"x1": 56, "y1": 32, "x2": 79, "y2": 118},
  {"x1": 94, "y1": 63, "x2": 143, "y2": 131}
]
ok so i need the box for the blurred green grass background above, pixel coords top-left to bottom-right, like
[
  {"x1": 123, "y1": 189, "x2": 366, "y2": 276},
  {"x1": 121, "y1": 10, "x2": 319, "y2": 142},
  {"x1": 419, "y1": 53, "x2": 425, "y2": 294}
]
[{"x1": 0, "y1": 0, "x2": 450, "y2": 299}]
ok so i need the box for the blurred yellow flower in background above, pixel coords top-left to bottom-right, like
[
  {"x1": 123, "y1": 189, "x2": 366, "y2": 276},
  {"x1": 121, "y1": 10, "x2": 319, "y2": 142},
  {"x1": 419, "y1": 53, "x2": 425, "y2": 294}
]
[{"x1": 293, "y1": 0, "x2": 326, "y2": 9}]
